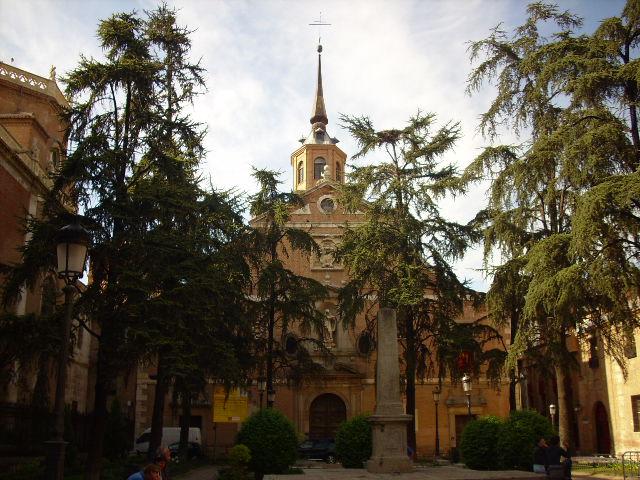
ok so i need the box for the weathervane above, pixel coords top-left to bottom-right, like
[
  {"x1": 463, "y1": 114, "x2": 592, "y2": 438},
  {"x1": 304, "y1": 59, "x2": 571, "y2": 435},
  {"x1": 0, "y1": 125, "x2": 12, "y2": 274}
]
[{"x1": 309, "y1": 12, "x2": 331, "y2": 48}]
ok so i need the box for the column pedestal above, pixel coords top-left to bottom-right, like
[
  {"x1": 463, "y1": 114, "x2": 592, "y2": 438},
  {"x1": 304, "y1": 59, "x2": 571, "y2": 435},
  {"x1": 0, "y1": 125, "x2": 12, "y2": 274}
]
[{"x1": 366, "y1": 308, "x2": 413, "y2": 473}]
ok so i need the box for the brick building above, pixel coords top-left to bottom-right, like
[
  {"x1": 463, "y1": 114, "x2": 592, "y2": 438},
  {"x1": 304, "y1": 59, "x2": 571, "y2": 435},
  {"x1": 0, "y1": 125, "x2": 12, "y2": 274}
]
[{"x1": 0, "y1": 62, "x2": 95, "y2": 416}]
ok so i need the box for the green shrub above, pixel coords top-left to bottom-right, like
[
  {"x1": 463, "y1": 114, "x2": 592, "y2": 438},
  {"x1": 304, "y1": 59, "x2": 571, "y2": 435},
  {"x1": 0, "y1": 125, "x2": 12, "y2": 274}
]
[
  {"x1": 335, "y1": 414, "x2": 372, "y2": 468},
  {"x1": 498, "y1": 409, "x2": 554, "y2": 470},
  {"x1": 236, "y1": 409, "x2": 298, "y2": 479},
  {"x1": 459, "y1": 415, "x2": 504, "y2": 470},
  {"x1": 228, "y1": 444, "x2": 251, "y2": 466},
  {"x1": 219, "y1": 445, "x2": 252, "y2": 480}
]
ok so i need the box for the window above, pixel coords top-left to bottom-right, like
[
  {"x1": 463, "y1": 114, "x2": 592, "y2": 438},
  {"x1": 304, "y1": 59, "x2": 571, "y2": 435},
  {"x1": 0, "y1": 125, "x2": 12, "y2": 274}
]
[
  {"x1": 320, "y1": 197, "x2": 335, "y2": 213},
  {"x1": 297, "y1": 161, "x2": 304, "y2": 185},
  {"x1": 314, "y1": 157, "x2": 326, "y2": 179},
  {"x1": 633, "y1": 395, "x2": 640, "y2": 432},
  {"x1": 624, "y1": 331, "x2": 637, "y2": 359},
  {"x1": 50, "y1": 149, "x2": 60, "y2": 169},
  {"x1": 589, "y1": 335, "x2": 600, "y2": 369},
  {"x1": 335, "y1": 162, "x2": 342, "y2": 181}
]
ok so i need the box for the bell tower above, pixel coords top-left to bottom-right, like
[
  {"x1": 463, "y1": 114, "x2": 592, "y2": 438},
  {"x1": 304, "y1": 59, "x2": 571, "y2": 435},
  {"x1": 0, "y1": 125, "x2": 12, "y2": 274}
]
[{"x1": 291, "y1": 44, "x2": 347, "y2": 191}]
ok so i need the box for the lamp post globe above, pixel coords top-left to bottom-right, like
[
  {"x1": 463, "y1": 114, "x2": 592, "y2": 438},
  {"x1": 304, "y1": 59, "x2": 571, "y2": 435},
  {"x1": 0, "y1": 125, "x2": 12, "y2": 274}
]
[
  {"x1": 549, "y1": 403, "x2": 557, "y2": 428},
  {"x1": 56, "y1": 219, "x2": 90, "y2": 284},
  {"x1": 45, "y1": 216, "x2": 89, "y2": 480},
  {"x1": 462, "y1": 374, "x2": 472, "y2": 418},
  {"x1": 257, "y1": 377, "x2": 266, "y2": 409},
  {"x1": 432, "y1": 386, "x2": 441, "y2": 458}
]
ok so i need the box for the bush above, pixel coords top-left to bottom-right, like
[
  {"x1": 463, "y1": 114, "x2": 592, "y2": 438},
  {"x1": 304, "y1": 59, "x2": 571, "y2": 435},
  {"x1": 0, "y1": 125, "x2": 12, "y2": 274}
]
[
  {"x1": 236, "y1": 409, "x2": 298, "y2": 479},
  {"x1": 335, "y1": 414, "x2": 372, "y2": 468},
  {"x1": 498, "y1": 410, "x2": 554, "y2": 470},
  {"x1": 459, "y1": 415, "x2": 504, "y2": 470},
  {"x1": 218, "y1": 444, "x2": 252, "y2": 480}
]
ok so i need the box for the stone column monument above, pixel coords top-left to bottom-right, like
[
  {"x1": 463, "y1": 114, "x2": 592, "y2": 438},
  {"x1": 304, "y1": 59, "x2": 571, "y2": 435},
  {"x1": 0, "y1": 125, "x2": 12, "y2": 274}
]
[{"x1": 366, "y1": 308, "x2": 413, "y2": 473}]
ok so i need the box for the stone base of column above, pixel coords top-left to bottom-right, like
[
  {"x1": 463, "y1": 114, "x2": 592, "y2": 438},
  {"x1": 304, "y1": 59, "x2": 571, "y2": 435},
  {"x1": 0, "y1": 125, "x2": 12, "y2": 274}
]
[{"x1": 366, "y1": 414, "x2": 413, "y2": 473}]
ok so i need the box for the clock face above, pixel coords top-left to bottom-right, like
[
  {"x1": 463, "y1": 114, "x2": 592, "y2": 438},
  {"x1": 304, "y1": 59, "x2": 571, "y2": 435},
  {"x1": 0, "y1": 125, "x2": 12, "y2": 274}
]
[{"x1": 320, "y1": 197, "x2": 335, "y2": 213}]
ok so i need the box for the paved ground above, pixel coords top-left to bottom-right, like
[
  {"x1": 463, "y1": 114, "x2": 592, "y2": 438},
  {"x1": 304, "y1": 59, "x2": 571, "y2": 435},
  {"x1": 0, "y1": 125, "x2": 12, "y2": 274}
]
[
  {"x1": 175, "y1": 465, "x2": 219, "y2": 480},
  {"x1": 174, "y1": 462, "x2": 621, "y2": 480}
]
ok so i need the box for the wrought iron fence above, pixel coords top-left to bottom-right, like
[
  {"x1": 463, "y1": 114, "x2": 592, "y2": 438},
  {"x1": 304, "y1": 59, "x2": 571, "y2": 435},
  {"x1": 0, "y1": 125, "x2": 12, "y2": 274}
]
[{"x1": 623, "y1": 451, "x2": 640, "y2": 480}]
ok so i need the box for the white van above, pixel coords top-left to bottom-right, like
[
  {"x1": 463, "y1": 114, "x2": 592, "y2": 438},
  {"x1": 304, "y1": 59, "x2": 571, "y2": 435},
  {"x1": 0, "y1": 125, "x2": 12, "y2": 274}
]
[{"x1": 134, "y1": 427, "x2": 202, "y2": 454}]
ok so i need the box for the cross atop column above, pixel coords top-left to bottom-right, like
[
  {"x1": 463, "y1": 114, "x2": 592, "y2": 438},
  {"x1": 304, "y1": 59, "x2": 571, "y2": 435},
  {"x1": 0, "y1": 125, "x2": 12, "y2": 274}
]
[{"x1": 309, "y1": 12, "x2": 331, "y2": 46}]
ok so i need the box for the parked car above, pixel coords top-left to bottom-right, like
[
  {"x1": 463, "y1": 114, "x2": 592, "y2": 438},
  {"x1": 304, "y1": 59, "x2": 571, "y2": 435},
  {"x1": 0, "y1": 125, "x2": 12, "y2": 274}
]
[
  {"x1": 134, "y1": 427, "x2": 202, "y2": 454},
  {"x1": 167, "y1": 441, "x2": 203, "y2": 460},
  {"x1": 297, "y1": 438, "x2": 337, "y2": 463}
]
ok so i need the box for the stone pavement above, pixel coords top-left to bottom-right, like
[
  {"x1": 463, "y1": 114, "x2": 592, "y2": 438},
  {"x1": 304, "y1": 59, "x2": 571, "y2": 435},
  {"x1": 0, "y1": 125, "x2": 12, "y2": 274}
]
[
  {"x1": 174, "y1": 463, "x2": 620, "y2": 480},
  {"x1": 175, "y1": 465, "x2": 218, "y2": 480},
  {"x1": 265, "y1": 465, "x2": 545, "y2": 480}
]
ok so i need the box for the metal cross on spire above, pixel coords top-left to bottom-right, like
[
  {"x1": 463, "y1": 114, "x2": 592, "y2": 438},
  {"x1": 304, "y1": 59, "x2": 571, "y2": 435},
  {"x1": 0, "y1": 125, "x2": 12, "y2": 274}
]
[{"x1": 309, "y1": 12, "x2": 331, "y2": 47}]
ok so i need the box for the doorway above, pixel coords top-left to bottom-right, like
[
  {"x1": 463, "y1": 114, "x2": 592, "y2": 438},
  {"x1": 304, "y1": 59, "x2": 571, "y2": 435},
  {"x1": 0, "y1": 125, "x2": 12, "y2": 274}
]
[
  {"x1": 309, "y1": 393, "x2": 346, "y2": 440},
  {"x1": 594, "y1": 401, "x2": 611, "y2": 454}
]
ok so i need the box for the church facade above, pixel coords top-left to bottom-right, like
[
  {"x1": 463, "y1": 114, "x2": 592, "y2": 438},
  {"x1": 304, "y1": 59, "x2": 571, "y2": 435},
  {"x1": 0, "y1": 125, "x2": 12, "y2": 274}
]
[{"x1": 253, "y1": 45, "x2": 511, "y2": 458}]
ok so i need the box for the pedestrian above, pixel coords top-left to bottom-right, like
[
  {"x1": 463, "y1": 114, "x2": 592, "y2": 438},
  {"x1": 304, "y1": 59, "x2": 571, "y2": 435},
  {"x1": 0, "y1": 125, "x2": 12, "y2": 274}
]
[
  {"x1": 154, "y1": 446, "x2": 171, "y2": 480},
  {"x1": 127, "y1": 464, "x2": 162, "y2": 480},
  {"x1": 532, "y1": 436, "x2": 548, "y2": 474},
  {"x1": 546, "y1": 435, "x2": 572, "y2": 480}
]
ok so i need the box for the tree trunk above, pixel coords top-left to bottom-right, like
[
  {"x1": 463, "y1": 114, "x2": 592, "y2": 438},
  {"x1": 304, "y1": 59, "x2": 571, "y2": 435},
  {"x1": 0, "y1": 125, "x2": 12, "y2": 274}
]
[
  {"x1": 84, "y1": 367, "x2": 109, "y2": 480},
  {"x1": 404, "y1": 310, "x2": 417, "y2": 458},
  {"x1": 554, "y1": 364, "x2": 571, "y2": 447},
  {"x1": 179, "y1": 388, "x2": 191, "y2": 461},
  {"x1": 148, "y1": 352, "x2": 169, "y2": 461}
]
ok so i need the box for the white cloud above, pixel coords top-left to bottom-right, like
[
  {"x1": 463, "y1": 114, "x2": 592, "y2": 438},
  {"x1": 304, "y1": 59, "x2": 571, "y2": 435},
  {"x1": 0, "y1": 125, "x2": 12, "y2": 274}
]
[{"x1": 0, "y1": 0, "x2": 626, "y2": 291}]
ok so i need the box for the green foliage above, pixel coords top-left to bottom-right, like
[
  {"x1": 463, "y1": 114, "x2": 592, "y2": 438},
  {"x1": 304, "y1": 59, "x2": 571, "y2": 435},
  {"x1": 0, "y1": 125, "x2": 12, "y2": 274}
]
[
  {"x1": 459, "y1": 416, "x2": 503, "y2": 470},
  {"x1": 228, "y1": 444, "x2": 251, "y2": 466},
  {"x1": 218, "y1": 444, "x2": 252, "y2": 480},
  {"x1": 465, "y1": 0, "x2": 640, "y2": 441},
  {"x1": 335, "y1": 414, "x2": 372, "y2": 468},
  {"x1": 247, "y1": 168, "x2": 328, "y2": 391},
  {"x1": 497, "y1": 410, "x2": 554, "y2": 470},
  {"x1": 337, "y1": 111, "x2": 489, "y2": 453},
  {"x1": 236, "y1": 409, "x2": 298, "y2": 477}
]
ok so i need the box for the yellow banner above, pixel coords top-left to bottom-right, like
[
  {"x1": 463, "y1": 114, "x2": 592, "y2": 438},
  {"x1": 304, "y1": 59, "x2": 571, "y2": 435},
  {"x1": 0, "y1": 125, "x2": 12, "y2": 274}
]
[{"x1": 212, "y1": 386, "x2": 248, "y2": 423}]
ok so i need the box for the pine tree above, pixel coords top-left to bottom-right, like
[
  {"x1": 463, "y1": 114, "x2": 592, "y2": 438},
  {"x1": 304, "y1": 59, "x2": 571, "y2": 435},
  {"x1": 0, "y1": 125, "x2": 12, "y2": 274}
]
[
  {"x1": 336, "y1": 112, "x2": 484, "y2": 455},
  {"x1": 465, "y1": 1, "x2": 640, "y2": 445},
  {"x1": 247, "y1": 168, "x2": 328, "y2": 405}
]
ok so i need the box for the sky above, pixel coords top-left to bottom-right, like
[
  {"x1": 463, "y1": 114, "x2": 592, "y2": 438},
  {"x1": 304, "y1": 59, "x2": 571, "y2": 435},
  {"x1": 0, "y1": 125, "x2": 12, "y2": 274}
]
[{"x1": 0, "y1": 0, "x2": 626, "y2": 291}]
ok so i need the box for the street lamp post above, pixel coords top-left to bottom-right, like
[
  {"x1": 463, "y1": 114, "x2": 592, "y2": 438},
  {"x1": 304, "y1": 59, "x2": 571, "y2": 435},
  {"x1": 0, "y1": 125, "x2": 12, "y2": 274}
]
[
  {"x1": 549, "y1": 403, "x2": 557, "y2": 429},
  {"x1": 267, "y1": 389, "x2": 276, "y2": 408},
  {"x1": 462, "y1": 373, "x2": 472, "y2": 419},
  {"x1": 518, "y1": 372, "x2": 528, "y2": 410},
  {"x1": 432, "y1": 386, "x2": 441, "y2": 459},
  {"x1": 45, "y1": 218, "x2": 89, "y2": 480},
  {"x1": 257, "y1": 377, "x2": 266, "y2": 410}
]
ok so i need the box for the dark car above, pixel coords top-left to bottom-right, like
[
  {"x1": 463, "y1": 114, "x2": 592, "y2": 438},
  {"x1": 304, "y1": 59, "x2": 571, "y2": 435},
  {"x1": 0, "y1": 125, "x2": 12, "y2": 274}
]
[
  {"x1": 297, "y1": 438, "x2": 337, "y2": 463},
  {"x1": 167, "y1": 441, "x2": 202, "y2": 460}
]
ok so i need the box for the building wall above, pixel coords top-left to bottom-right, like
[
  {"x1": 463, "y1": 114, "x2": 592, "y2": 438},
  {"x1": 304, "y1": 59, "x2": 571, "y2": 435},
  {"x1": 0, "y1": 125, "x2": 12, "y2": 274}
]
[{"x1": 0, "y1": 62, "x2": 96, "y2": 415}]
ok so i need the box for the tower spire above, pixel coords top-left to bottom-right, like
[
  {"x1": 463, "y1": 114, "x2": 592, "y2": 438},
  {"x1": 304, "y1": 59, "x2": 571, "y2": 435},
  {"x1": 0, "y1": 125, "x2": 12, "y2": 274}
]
[{"x1": 310, "y1": 43, "x2": 328, "y2": 131}]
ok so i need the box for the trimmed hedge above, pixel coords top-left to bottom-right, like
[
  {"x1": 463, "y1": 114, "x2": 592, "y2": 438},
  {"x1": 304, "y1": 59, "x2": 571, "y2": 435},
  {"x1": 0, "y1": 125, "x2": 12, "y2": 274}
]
[
  {"x1": 498, "y1": 410, "x2": 554, "y2": 470},
  {"x1": 460, "y1": 410, "x2": 554, "y2": 471},
  {"x1": 335, "y1": 414, "x2": 372, "y2": 468},
  {"x1": 236, "y1": 409, "x2": 298, "y2": 478},
  {"x1": 459, "y1": 415, "x2": 503, "y2": 470}
]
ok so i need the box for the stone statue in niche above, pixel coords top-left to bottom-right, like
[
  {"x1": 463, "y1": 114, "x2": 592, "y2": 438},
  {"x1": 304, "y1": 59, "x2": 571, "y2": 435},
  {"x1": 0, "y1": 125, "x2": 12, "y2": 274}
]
[
  {"x1": 318, "y1": 239, "x2": 335, "y2": 268},
  {"x1": 321, "y1": 163, "x2": 331, "y2": 180},
  {"x1": 323, "y1": 309, "x2": 337, "y2": 348}
]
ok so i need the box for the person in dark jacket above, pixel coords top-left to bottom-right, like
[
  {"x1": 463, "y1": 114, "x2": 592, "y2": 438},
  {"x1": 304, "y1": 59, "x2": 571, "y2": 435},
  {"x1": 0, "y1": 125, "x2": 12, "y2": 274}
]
[
  {"x1": 547, "y1": 435, "x2": 571, "y2": 479},
  {"x1": 532, "y1": 436, "x2": 548, "y2": 474}
]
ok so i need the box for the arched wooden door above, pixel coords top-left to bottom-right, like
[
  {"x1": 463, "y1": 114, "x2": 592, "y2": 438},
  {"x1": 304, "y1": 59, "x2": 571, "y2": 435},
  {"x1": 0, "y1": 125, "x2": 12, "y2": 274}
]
[
  {"x1": 594, "y1": 401, "x2": 612, "y2": 454},
  {"x1": 309, "y1": 393, "x2": 346, "y2": 440}
]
